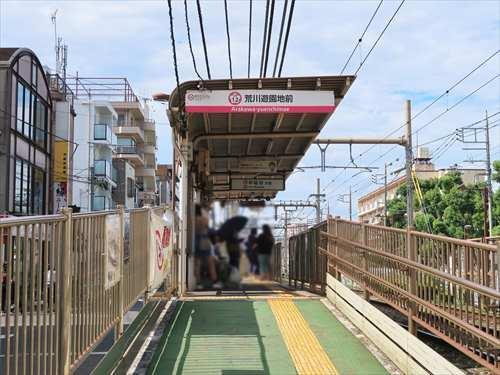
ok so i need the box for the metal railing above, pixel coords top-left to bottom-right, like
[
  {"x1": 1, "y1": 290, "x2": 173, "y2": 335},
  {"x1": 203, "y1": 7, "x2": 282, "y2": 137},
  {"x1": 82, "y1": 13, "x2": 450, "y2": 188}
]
[
  {"x1": 286, "y1": 221, "x2": 328, "y2": 295},
  {"x1": 0, "y1": 206, "x2": 176, "y2": 374},
  {"x1": 287, "y1": 217, "x2": 500, "y2": 371}
]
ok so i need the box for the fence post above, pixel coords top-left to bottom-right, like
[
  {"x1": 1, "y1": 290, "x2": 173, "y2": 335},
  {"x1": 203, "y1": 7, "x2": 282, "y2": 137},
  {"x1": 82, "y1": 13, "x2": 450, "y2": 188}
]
[
  {"x1": 362, "y1": 223, "x2": 370, "y2": 301},
  {"x1": 145, "y1": 205, "x2": 152, "y2": 302},
  {"x1": 407, "y1": 228, "x2": 417, "y2": 335},
  {"x1": 334, "y1": 217, "x2": 341, "y2": 281},
  {"x1": 59, "y1": 208, "x2": 73, "y2": 375},
  {"x1": 116, "y1": 205, "x2": 125, "y2": 339}
]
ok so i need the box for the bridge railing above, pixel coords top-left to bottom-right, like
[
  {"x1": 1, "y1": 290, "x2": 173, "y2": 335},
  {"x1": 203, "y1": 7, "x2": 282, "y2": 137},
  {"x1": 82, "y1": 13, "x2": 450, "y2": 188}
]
[
  {"x1": 287, "y1": 217, "x2": 500, "y2": 372},
  {"x1": 0, "y1": 206, "x2": 176, "y2": 375}
]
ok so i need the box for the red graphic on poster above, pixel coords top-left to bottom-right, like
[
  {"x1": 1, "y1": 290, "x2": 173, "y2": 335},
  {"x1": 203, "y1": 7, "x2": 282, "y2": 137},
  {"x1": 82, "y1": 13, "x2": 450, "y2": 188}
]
[{"x1": 155, "y1": 226, "x2": 171, "y2": 270}]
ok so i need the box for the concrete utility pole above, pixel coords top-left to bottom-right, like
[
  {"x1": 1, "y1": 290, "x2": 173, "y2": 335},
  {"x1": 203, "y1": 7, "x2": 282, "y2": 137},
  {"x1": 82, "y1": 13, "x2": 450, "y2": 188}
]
[
  {"x1": 308, "y1": 178, "x2": 325, "y2": 224},
  {"x1": 384, "y1": 162, "x2": 388, "y2": 226},
  {"x1": 485, "y1": 110, "x2": 493, "y2": 237},
  {"x1": 405, "y1": 100, "x2": 414, "y2": 229}
]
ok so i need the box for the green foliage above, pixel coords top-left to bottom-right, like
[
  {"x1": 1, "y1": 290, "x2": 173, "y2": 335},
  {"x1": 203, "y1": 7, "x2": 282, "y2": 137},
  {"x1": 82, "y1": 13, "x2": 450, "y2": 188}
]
[{"x1": 386, "y1": 168, "x2": 498, "y2": 239}]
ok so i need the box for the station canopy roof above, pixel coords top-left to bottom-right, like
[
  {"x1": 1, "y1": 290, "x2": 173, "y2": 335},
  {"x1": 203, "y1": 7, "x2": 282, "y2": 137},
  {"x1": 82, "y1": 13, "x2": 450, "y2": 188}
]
[{"x1": 168, "y1": 75, "x2": 355, "y2": 201}]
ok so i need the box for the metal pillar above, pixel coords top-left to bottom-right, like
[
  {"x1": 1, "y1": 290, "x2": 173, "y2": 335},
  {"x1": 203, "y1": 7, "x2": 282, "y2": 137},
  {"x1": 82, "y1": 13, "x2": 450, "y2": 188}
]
[{"x1": 179, "y1": 143, "x2": 189, "y2": 295}]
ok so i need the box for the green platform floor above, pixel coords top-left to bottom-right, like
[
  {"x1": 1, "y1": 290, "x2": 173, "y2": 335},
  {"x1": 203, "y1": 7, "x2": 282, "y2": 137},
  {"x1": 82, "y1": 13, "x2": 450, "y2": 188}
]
[{"x1": 147, "y1": 298, "x2": 388, "y2": 375}]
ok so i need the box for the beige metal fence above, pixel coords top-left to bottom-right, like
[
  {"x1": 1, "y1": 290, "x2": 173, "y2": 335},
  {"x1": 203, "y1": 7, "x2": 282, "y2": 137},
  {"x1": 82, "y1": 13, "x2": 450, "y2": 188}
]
[
  {"x1": 0, "y1": 206, "x2": 175, "y2": 375},
  {"x1": 308, "y1": 217, "x2": 500, "y2": 372}
]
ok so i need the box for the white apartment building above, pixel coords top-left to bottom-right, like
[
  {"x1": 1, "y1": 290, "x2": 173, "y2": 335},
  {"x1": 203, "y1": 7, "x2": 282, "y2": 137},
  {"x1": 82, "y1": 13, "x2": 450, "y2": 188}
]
[
  {"x1": 66, "y1": 77, "x2": 158, "y2": 210},
  {"x1": 72, "y1": 100, "x2": 117, "y2": 211},
  {"x1": 358, "y1": 148, "x2": 486, "y2": 224}
]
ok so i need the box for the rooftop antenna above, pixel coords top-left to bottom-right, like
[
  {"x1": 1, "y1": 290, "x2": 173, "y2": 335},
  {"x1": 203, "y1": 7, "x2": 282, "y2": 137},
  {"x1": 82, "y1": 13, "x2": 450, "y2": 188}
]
[{"x1": 50, "y1": 9, "x2": 68, "y2": 89}]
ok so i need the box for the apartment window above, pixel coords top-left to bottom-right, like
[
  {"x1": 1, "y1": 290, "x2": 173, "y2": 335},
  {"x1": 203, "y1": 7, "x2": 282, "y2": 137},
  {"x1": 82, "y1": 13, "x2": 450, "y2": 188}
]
[
  {"x1": 127, "y1": 177, "x2": 135, "y2": 198},
  {"x1": 94, "y1": 124, "x2": 107, "y2": 140},
  {"x1": 118, "y1": 113, "x2": 125, "y2": 126},
  {"x1": 31, "y1": 62, "x2": 37, "y2": 88},
  {"x1": 35, "y1": 97, "x2": 47, "y2": 149},
  {"x1": 16, "y1": 81, "x2": 24, "y2": 133},
  {"x1": 14, "y1": 157, "x2": 45, "y2": 215}
]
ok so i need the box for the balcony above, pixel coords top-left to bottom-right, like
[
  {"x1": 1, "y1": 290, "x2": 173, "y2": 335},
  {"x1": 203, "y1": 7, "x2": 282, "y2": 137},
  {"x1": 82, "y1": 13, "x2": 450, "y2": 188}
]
[
  {"x1": 143, "y1": 120, "x2": 156, "y2": 132},
  {"x1": 136, "y1": 166, "x2": 156, "y2": 177},
  {"x1": 143, "y1": 143, "x2": 156, "y2": 154},
  {"x1": 113, "y1": 145, "x2": 144, "y2": 167},
  {"x1": 113, "y1": 124, "x2": 144, "y2": 142}
]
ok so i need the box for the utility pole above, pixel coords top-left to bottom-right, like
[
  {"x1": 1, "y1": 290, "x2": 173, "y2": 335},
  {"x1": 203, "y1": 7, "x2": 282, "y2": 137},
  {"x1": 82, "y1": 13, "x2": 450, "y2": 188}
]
[
  {"x1": 308, "y1": 178, "x2": 325, "y2": 224},
  {"x1": 485, "y1": 110, "x2": 493, "y2": 237},
  {"x1": 405, "y1": 100, "x2": 414, "y2": 229},
  {"x1": 457, "y1": 110, "x2": 494, "y2": 237},
  {"x1": 337, "y1": 186, "x2": 353, "y2": 221},
  {"x1": 384, "y1": 162, "x2": 388, "y2": 226},
  {"x1": 316, "y1": 178, "x2": 321, "y2": 223}
]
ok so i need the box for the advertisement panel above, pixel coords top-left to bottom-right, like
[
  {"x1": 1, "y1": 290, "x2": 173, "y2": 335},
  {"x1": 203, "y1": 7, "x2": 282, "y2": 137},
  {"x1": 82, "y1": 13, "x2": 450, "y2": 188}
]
[
  {"x1": 185, "y1": 90, "x2": 335, "y2": 114},
  {"x1": 104, "y1": 214, "x2": 121, "y2": 290},
  {"x1": 149, "y1": 209, "x2": 174, "y2": 290}
]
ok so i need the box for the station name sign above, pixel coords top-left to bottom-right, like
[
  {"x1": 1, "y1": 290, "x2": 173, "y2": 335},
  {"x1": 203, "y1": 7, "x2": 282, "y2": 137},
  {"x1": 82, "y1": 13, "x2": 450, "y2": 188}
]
[
  {"x1": 231, "y1": 178, "x2": 285, "y2": 191},
  {"x1": 185, "y1": 90, "x2": 335, "y2": 114}
]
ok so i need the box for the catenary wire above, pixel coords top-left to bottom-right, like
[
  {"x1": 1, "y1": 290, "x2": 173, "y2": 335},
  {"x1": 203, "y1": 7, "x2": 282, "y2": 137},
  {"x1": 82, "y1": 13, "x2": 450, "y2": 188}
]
[
  {"x1": 196, "y1": 0, "x2": 212, "y2": 79},
  {"x1": 262, "y1": 0, "x2": 276, "y2": 77},
  {"x1": 277, "y1": 0, "x2": 295, "y2": 77},
  {"x1": 272, "y1": 0, "x2": 288, "y2": 78},
  {"x1": 339, "y1": 0, "x2": 384, "y2": 75},
  {"x1": 223, "y1": 0, "x2": 233, "y2": 79},
  {"x1": 248, "y1": 0, "x2": 253, "y2": 78},
  {"x1": 354, "y1": 0, "x2": 405, "y2": 76},
  {"x1": 184, "y1": 0, "x2": 204, "y2": 81}
]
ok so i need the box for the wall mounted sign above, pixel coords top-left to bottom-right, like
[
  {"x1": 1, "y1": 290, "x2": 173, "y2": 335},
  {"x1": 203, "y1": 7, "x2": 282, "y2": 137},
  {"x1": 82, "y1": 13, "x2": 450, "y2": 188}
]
[
  {"x1": 230, "y1": 178, "x2": 285, "y2": 191},
  {"x1": 185, "y1": 90, "x2": 335, "y2": 114}
]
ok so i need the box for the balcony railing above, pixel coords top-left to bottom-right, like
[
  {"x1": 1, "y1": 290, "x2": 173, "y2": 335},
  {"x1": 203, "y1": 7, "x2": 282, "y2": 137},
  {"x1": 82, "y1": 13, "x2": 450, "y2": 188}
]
[{"x1": 115, "y1": 145, "x2": 138, "y2": 154}]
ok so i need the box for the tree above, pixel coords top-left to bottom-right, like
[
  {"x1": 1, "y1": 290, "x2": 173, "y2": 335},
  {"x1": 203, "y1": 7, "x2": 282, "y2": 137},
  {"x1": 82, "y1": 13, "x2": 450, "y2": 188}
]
[{"x1": 386, "y1": 168, "x2": 496, "y2": 239}]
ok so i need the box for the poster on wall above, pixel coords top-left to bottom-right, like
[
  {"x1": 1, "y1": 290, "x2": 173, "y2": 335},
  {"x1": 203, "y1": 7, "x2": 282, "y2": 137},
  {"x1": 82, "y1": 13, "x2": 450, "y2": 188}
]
[
  {"x1": 105, "y1": 214, "x2": 121, "y2": 290},
  {"x1": 149, "y1": 209, "x2": 173, "y2": 291}
]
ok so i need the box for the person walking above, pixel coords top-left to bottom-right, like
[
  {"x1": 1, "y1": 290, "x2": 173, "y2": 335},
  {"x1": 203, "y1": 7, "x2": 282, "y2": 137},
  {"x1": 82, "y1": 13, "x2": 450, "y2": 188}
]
[
  {"x1": 246, "y1": 228, "x2": 259, "y2": 275},
  {"x1": 256, "y1": 225, "x2": 274, "y2": 281}
]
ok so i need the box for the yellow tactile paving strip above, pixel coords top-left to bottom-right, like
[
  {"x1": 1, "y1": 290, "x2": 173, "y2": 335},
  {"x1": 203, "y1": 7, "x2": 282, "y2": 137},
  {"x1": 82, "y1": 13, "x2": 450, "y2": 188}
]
[{"x1": 268, "y1": 299, "x2": 339, "y2": 375}]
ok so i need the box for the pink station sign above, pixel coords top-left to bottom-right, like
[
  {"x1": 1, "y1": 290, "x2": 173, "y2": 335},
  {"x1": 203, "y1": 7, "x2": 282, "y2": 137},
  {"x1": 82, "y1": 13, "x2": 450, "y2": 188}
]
[{"x1": 185, "y1": 90, "x2": 335, "y2": 114}]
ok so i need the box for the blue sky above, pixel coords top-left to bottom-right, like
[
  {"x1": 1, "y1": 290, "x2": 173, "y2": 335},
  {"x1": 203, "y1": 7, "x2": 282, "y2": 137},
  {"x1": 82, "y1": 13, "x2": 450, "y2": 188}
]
[{"x1": 1, "y1": 0, "x2": 498, "y2": 225}]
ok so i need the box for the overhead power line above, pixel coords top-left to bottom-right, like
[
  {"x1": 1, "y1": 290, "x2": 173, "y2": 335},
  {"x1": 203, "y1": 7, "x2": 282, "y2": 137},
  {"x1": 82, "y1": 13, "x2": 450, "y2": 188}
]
[
  {"x1": 344, "y1": 49, "x2": 500, "y2": 168},
  {"x1": 183, "y1": 0, "x2": 204, "y2": 81},
  {"x1": 167, "y1": 0, "x2": 181, "y2": 98},
  {"x1": 223, "y1": 0, "x2": 233, "y2": 79},
  {"x1": 339, "y1": 0, "x2": 384, "y2": 75},
  {"x1": 262, "y1": 0, "x2": 276, "y2": 77},
  {"x1": 247, "y1": 0, "x2": 253, "y2": 78},
  {"x1": 259, "y1": 0, "x2": 271, "y2": 77},
  {"x1": 354, "y1": 0, "x2": 405, "y2": 75},
  {"x1": 277, "y1": 0, "x2": 296, "y2": 77},
  {"x1": 196, "y1": 0, "x2": 211, "y2": 79},
  {"x1": 272, "y1": 0, "x2": 288, "y2": 77}
]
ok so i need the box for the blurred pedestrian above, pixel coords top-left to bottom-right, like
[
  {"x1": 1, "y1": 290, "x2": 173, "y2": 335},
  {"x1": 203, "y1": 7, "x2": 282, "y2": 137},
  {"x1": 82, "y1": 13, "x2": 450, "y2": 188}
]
[
  {"x1": 256, "y1": 225, "x2": 274, "y2": 281},
  {"x1": 246, "y1": 228, "x2": 259, "y2": 275}
]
